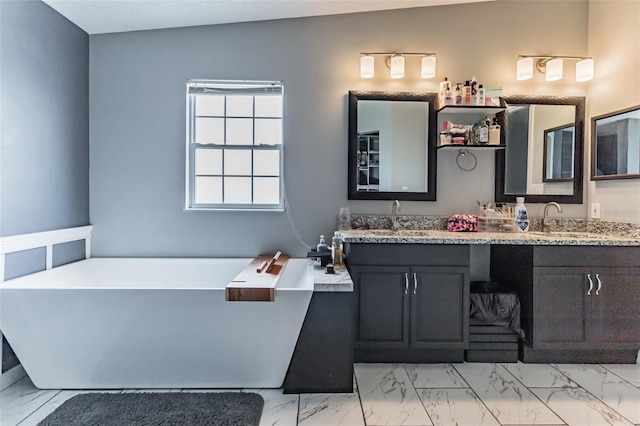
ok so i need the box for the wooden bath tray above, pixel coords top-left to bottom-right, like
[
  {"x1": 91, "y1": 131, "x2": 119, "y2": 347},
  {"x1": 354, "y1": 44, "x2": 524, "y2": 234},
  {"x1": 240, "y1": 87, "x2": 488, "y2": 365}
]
[{"x1": 225, "y1": 252, "x2": 289, "y2": 302}]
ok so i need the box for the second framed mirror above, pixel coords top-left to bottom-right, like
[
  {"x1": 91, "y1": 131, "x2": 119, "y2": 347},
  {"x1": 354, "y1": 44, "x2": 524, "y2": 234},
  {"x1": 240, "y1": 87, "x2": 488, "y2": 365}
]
[{"x1": 496, "y1": 95, "x2": 585, "y2": 204}]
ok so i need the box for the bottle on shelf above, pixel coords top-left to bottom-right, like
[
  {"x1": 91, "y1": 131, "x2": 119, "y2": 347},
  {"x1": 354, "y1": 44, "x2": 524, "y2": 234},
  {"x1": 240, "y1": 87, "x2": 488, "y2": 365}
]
[
  {"x1": 489, "y1": 117, "x2": 501, "y2": 145},
  {"x1": 438, "y1": 77, "x2": 450, "y2": 107},
  {"x1": 470, "y1": 77, "x2": 478, "y2": 106},
  {"x1": 477, "y1": 84, "x2": 486, "y2": 106},
  {"x1": 463, "y1": 80, "x2": 472, "y2": 105},
  {"x1": 444, "y1": 86, "x2": 453, "y2": 105},
  {"x1": 454, "y1": 83, "x2": 463, "y2": 105},
  {"x1": 515, "y1": 197, "x2": 529, "y2": 232},
  {"x1": 331, "y1": 231, "x2": 344, "y2": 268},
  {"x1": 474, "y1": 117, "x2": 489, "y2": 145}
]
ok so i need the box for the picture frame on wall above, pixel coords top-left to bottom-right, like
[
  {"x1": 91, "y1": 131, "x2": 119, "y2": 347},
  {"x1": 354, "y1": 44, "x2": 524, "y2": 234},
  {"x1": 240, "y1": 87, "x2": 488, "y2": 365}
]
[{"x1": 591, "y1": 105, "x2": 640, "y2": 180}]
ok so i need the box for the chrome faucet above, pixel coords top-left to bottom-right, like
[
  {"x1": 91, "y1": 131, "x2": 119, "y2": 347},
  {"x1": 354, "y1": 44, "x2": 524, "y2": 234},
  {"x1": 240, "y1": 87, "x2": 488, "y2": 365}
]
[
  {"x1": 391, "y1": 200, "x2": 401, "y2": 231},
  {"x1": 543, "y1": 202, "x2": 563, "y2": 233}
]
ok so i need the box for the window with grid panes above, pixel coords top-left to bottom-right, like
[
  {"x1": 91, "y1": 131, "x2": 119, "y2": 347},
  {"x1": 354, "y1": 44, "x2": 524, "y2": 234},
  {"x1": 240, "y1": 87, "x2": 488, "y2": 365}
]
[{"x1": 186, "y1": 80, "x2": 283, "y2": 210}]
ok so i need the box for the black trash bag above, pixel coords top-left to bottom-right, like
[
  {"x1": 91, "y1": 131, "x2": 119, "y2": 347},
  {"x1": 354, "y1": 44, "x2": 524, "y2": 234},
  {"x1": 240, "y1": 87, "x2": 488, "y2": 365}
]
[
  {"x1": 469, "y1": 289, "x2": 525, "y2": 339},
  {"x1": 470, "y1": 280, "x2": 502, "y2": 293}
]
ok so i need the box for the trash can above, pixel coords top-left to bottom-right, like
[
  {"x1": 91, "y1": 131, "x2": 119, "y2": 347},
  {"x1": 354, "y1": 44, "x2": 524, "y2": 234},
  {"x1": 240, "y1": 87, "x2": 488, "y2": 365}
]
[{"x1": 466, "y1": 281, "x2": 523, "y2": 363}]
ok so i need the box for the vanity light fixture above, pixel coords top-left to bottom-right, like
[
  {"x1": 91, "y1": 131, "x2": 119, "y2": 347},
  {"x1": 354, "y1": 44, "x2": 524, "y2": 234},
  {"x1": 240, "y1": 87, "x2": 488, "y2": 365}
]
[
  {"x1": 360, "y1": 52, "x2": 437, "y2": 79},
  {"x1": 516, "y1": 55, "x2": 594, "y2": 82}
]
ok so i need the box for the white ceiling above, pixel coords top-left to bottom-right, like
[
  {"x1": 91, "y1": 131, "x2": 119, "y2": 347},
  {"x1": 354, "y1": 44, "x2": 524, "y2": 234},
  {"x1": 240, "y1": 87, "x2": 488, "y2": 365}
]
[{"x1": 42, "y1": 0, "x2": 494, "y2": 35}]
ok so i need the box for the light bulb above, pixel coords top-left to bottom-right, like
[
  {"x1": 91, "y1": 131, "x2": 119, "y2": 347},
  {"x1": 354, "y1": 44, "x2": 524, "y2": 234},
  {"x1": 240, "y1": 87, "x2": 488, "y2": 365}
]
[
  {"x1": 516, "y1": 57, "x2": 533, "y2": 81},
  {"x1": 390, "y1": 55, "x2": 405, "y2": 79},
  {"x1": 360, "y1": 55, "x2": 374, "y2": 79},
  {"x1": 546, "y1": 58, "x2": 563, "y2": 81},
  {"x1": 576, "y1": 58, "x2": 594, "y2": 82},
  {"x1": 421, "y1": 56, "x2": 436, "y2": 79}
]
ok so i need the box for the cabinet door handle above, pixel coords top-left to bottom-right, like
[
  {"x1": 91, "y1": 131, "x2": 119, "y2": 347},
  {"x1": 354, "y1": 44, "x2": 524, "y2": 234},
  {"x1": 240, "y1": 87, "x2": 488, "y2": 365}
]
[
  {"x1": 587, "y1": 273, "x2": 594, "y2": 296},
  {"x1": 404, "y1": 273, "x2": 409, "y2": 295},
  {"x1": 413, "y1": 272, "x2": 418, "y2": 294},
  {"x1": 595, "y1": 273, "x2": 602, "y2": 295}
]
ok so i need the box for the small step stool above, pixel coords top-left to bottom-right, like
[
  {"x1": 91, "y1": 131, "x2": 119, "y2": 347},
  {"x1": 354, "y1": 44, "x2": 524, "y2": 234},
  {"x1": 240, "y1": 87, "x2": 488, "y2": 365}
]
[{"x1": 465, "y1": 320, "x2": 519, "y2": 363}]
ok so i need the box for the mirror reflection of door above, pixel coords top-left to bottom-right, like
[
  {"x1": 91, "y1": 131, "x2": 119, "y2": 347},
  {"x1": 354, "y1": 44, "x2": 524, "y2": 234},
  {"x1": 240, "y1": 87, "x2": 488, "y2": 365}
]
[
  {"x1": 543, "y1": 124, "x2": 575, "y2": 182},
  {"x1": 357, "y1": 100, "x2": 429, "y2": 193},
  {"x1": 356, "y1": 131, "x2": 380, "y2": 191},
  {"x1": 596, "y1": 134, "x2": 619, "y2": 175}
]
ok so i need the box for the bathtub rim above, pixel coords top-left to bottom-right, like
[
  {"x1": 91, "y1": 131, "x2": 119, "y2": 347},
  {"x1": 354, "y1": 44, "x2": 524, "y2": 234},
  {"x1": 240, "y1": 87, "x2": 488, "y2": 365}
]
[{"x1": 0, "y1": 257, "x2": 315, "y2": 291}]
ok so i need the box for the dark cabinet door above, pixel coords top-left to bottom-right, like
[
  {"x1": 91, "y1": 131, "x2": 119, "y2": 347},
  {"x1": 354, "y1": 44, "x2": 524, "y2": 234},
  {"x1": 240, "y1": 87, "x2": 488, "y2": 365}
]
[
  {"x1": 590, "y1": 268, "x2": 640, "y2": 349},
  {"x1": 352, "y1": 266, "x2": 410, "y2": 349},
  {"x1": 410, "y1": 267, "x2": 469, "y2": 349},
  {"x1": 533, "y1": 267, "x2": 589, "y2": 349}
]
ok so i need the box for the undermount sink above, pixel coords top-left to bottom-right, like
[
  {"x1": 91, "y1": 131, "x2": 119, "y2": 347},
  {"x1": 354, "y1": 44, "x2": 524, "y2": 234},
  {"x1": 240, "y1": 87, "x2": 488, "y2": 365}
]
[{"x1": 528, "y1": 231, "x2": 611, "y2": 240}]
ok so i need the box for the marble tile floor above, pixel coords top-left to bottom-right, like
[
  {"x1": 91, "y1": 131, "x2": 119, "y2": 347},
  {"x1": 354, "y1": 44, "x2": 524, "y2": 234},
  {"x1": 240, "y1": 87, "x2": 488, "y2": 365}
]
[{"x1": 1, "y1": 362, "x2": 639, "y2": 426}]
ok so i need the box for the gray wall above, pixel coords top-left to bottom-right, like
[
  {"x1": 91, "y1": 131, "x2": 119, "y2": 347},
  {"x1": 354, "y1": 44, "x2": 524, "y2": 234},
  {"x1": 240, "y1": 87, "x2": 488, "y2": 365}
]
[
  {"x1": 0, "y1": 0, "x2": 89, "y2": 238},
  {"x1": 89, "y1": 1, "x2": 588, "y2": 258},
  {"x1": 0, "y1": 0, "x2": 89, "y2": 372}
]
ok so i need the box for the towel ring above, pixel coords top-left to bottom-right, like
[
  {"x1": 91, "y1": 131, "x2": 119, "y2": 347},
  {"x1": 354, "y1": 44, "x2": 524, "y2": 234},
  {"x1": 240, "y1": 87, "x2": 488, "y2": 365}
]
[{"x1": 456, "y1": 149, "x2": 477, "y2": 172}]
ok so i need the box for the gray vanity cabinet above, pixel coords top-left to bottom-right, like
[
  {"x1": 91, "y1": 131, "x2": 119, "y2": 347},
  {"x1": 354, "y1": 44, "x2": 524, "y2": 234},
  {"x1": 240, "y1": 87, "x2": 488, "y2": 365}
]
[
  {"x1": 346, "y1": 244, "x2": 470, "y2": 362},
  {"x1": 411, "y1": 266, "x2": 469, "y2": 350},
  {"x1": 350, "y1": 266, "x2": 409, "y2": 349},
  {"x1": 491, "y1": 245, "x2": 640, "y2": 363},
  {"x1": 589, "y1": 268, "x2": 640, "y2": 346},
  {"x1": 533, "y1": 267, "x2": 589, "y2": 349},
  {"x1": 534, "y1": 267, "x2": 640, "y2": 351}
]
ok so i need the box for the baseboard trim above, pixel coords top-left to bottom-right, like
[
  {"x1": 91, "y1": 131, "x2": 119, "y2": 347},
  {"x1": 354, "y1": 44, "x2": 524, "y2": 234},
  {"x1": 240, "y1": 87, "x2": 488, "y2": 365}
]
[{"x1": 0, "y1": 364, "x2": 26, "y2": 391}]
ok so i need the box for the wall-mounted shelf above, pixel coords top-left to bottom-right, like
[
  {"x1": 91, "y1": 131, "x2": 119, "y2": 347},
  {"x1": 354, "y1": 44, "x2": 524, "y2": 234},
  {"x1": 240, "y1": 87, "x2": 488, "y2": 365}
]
[
  {"x1": 437, "y1": 105, "x2": 505, "y2": 114},
  {"x1": 437, "y1": 105, "x2": 505, "y2": 152},
  {"x1": 437, "y1": 144, "x2": 505, "y2": 150}
]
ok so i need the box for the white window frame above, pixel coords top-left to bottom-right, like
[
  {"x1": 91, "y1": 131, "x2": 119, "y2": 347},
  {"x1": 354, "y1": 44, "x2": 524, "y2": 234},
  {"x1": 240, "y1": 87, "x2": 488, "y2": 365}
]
[{"x1": 185, "y1": 79, "x2": 284, "y2": 211}]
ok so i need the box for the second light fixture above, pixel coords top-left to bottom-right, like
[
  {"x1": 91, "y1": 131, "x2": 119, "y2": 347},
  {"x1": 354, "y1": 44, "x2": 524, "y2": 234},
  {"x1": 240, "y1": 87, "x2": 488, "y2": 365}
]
[
  {"x1": 360, "y1": 53, "x2": 436, "y2": 79},
  {"x1": 516, "y1": 55, "x2": 594, "y2": 82}
]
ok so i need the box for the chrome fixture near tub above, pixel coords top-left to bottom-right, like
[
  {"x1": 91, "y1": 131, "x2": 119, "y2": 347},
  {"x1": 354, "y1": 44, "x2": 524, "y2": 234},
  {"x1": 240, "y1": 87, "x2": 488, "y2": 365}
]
[
  {"x1": 542, "y1": 202, "x2": 563, "y2": 233},
  {"x1": 391, "y1": 200, "x2": 401, "y2": 231}
]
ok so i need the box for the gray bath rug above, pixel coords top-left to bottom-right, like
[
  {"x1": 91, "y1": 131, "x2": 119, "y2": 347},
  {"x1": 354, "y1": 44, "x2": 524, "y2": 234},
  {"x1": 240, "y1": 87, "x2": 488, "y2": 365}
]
[{"x1": 38, "y1": 392, "x2": 264, "y2": 426}]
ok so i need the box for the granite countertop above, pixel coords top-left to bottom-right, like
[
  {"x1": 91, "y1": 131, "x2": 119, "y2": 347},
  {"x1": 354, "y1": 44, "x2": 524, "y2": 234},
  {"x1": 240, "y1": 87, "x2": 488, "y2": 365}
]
[
  {"x1": 313, "y1": 265, "x2": 353, "y2": 292},
  {"x1": 340, "y1": 229, "x2": 640, "y2": 246}
]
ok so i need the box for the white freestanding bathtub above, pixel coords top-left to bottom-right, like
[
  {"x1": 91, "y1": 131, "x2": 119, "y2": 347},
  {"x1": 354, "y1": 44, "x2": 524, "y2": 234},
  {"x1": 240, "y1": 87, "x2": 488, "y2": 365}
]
[{"x1": 0, "y1": 257, "x2": 314, "y2": 389}]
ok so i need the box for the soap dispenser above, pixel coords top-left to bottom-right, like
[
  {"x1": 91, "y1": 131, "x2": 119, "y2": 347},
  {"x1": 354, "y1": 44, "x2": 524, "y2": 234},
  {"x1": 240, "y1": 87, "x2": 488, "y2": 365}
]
[
  {"x1": 317, "y1": 235, "x2": 328, "y2": 252},
  {"x1": 314, "y1": 235, "x2": 329, "y2": 266}
]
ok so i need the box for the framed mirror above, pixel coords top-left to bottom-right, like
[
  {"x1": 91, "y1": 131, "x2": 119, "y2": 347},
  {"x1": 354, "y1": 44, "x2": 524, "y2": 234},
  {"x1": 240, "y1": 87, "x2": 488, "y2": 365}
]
[
  {"x1": 348, "y1": 91, "x2": 437, "y2": 201},
  {"x1": 495, "y1": 96, "x2": 585, "y2": 204},
  {"x1": 591, "y1": 105, "x2": 640, "y2": 181}
]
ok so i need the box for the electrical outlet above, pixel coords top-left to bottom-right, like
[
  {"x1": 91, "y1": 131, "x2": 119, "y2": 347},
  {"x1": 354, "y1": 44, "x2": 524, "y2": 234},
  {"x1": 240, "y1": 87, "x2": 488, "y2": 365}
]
[{"x1": 591, "y1": 203, "x2": 601, "y2": 219}]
